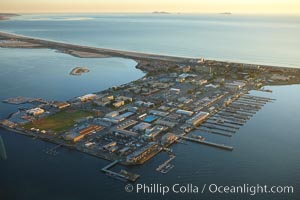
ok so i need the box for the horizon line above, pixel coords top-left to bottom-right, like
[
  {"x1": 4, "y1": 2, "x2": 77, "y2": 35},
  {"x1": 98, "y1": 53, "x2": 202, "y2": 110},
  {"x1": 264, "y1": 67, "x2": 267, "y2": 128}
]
[{"x1": 1, "y1": 11, "x2": 300, "y2": 16}]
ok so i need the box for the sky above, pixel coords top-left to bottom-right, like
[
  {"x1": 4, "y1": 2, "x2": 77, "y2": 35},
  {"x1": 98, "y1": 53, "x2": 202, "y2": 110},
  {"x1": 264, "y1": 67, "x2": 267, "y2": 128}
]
[{"x1": 0, "y1": 0, "x2": 299, "y2": 14}]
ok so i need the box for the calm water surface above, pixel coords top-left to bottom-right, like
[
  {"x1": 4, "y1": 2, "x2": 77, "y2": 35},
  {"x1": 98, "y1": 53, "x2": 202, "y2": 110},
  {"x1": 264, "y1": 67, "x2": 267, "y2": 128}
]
[{"x1": 0, "y1": 14, "x2": 300, "y2": 68}]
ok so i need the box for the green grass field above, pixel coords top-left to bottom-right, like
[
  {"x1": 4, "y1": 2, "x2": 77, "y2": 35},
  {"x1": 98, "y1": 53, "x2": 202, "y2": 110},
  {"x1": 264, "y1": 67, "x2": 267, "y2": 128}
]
[{"x1": 23, "y1": 109, "x2": 94, "y2": 132}]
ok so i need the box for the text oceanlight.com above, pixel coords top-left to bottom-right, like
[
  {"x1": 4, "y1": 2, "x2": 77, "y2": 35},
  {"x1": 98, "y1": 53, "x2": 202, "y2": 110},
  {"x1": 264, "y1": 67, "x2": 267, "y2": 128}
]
[{"x1": 125, "y1": 183, "x2": 294, "y2": 196}]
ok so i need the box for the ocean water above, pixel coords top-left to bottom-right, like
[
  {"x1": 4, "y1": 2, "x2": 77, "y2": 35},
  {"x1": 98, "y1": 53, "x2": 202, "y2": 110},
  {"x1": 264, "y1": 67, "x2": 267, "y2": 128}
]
[
  {"x1": 0, "y1": 14, "x2": 300, "y2": 200},
  {"x1": 0, "y1": 14, "x2": 300, "y2": 68}
]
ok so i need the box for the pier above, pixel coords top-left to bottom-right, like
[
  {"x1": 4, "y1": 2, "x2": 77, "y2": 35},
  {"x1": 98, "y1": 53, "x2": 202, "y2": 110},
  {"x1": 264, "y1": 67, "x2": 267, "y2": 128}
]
[
  {"x1": 201, "y1": 124, "x2": 236, "y2": 133},
  {"x1": 44, "y1": 144, "x2": 61, "y2": 156},
  {"x1": 195, "y1": 94, "x2": 275, "y2": 140},
  {"x1": 101, "y1": 160, "x2": 140, "y2": 182},
  {"x1": 205, "y1": 121, "x2": 240, "y2": 130},
  {"x1": 156, "y1": 155, "x2": 176, "y2": 174},
  {"x1": 196, "y1": 127, "x2": 233, "y2": 137},
  {"x1": 180, "y1": 136, "x2": 234, "y2": 151}
]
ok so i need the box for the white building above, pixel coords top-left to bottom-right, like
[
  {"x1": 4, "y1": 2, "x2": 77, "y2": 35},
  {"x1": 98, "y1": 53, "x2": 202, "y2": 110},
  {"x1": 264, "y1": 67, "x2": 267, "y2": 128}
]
[
  {"x1": 78, "y1": 94, "x2": 97, "y2": 102},
  {"x1": 26, "y1": 108, "x2": 45, "y2": 116}
]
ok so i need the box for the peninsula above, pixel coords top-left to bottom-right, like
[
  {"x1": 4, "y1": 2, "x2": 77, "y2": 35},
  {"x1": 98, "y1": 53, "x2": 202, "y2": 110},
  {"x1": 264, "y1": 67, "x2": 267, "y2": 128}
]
[{"x1": 1, "y1": 31, "x2": 300, "y2": 182}]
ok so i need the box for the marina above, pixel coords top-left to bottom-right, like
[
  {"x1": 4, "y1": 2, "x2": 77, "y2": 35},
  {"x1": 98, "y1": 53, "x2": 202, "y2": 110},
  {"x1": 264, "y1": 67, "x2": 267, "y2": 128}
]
[{"x1": 195, "y1": 94, "x2": 275, "y2": 139}]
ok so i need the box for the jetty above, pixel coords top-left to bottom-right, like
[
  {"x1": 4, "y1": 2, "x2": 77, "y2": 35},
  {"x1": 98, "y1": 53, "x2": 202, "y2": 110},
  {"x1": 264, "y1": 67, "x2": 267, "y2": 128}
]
[
  {"x1": 101, "y1": 160, "x2": 140, "y2": 182},
  {"x1": 156, "y1": 155, "x2": 176, "y2": 174},
  {"x1": 180, "y1": 136, "x2": 234, "y2": 151}
]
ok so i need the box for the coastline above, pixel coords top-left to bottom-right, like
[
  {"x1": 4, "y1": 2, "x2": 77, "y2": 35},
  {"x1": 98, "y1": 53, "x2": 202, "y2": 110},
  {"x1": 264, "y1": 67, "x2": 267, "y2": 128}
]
[{"x1": 1, "y1": 31, "x2": 299, "y2": 72}]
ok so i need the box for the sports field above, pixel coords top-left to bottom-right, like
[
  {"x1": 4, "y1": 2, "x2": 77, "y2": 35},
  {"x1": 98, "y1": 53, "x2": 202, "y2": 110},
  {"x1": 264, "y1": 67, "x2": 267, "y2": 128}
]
[{"x1": 23, "y1": 110, "x2": 94, "y2": 132}]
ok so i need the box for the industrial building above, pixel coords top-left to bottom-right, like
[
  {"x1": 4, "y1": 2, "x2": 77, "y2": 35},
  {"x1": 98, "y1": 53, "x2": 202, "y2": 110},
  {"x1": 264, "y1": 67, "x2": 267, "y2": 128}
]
[
  {"x1": 26, "y1": 108, "x2": 45, "y2": 116},
  {"x1": 65, "y1": 125, "x2": 103, "y2": 142},
  {"x1": 78, "y1": 94, "x2": 97, "y2": 102},
  {"x1": 126, "y1": 142, "x2": 159, "y2": 163},
  {"x1": 52, "y1": 101, "x2": 71, "y2": 109},
  {"x1": 149, "y1": 110, "x2": 169, "y2": 117},
  {"x1": 143, "y1": 115, "x2": 158, "y2": 123},
  {"x1": 176, "y1": 109, "x2": 194, "y2": 116},
  {"x1": 186, "y1": 111, "x2": 210, "y2": 126},
  {"x1": 105, "y1": 111, "x2": 119, "y2": 118},
  {"x1": 144, "y1": 125, "x2": 167, "y2": 139},
  {"x1": 133, "y1": 122, "x2": 152, "y2": 132},
  {"x1": 113, "y1": 100, "x2": 125, "y2": 108}
]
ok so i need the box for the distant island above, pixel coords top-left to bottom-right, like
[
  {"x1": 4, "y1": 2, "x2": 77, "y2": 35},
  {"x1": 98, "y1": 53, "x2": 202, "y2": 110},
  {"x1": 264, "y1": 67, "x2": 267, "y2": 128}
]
[
  {"x1": 0, "y1": 13, "x2": 19, "y2": 20},
  {"x1": 220, "y1": 12, "x2": 232, "y2": 15},
  {"x1": 152, "y1": 11, "x2": 170, "y2": 14},
  {"x1": 70, "y1": 67, "x2": 90, "y2": 76}
]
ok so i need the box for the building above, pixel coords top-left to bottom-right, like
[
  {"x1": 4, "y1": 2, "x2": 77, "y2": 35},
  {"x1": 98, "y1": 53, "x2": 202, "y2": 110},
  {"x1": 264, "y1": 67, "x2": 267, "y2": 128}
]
[
  {"x1": 205, "y1": 84, "x2": 219, "y2": 89},
  {"x1": 114, "y1": 129, "x2": 139, "y2": 137},
  {"x1": 161, "y1": 133, "x2": 178, "y2": 145},
  {"x1": 78, "y1": 94, "x2": 97, "y2": 102},
  {"x1": 144, "y1": 125, "x2": 167, "y2": 139},
  {"x1": 170, "y1": 88, "x2": 180, "y2": 93},
  {"x1": 26, "y1": 108, "x2": 45, "y2": 116},
  {"x1": 149, "y1": 110, "x2": 169, "y2": 117},
  {"x1": 126, "y1": 142, "x2": 159, "y2": 164},
  {"x1": 102, "y1": 141, "x2": 117, "y2": 150},
  {"x1": 113, "y1": 100, "x2": 125, "y2": 108},
  {"x1": 133, "y1": 122, "x2": 152, "y2": 132},
  {"x1": 114, "y1": 112, "x2": 135, "y2": 121},
  {"x1": 116, "y1": 96, "x2": 133, "y2": 102},
  {"x1": 65, "y1": 125, "x2": 103, "y2": 142},
  {"x1": 94, "y1": 95, "x2": 114, "y2": 106},
  {"x1": 198, "y1": 79, "x2": 208, "y2": 85},
  {"x1": 52, "y1": 101, "x2": 70, "y2": 109},
  {"x1": 135, "y1": 101, "x2": 155, "y2": 108},
  {"x1": 154, "y1": 119, "x2": 176, "y2": 128},
  {"x1": 119, "y1": 147, "x2": 130, "y2": 155},
  {"x1": 176, "y1": 109, "x2": 194, "y2": 116},
  {"x1": 176, "y1": 77, "x2": 185, "y2": 83},
  {"x1": 186, "y1": 111, "x2": 209, "y2": 126},
  {"x1": 143, "y1": 115, "x2": 158, "y2": 123},
  {"x1": 179, "y1": 65, "x2": 191, "y2": 73},
  {"x1": 105, "y1": 111, "x2": 119, "y2": 118}
]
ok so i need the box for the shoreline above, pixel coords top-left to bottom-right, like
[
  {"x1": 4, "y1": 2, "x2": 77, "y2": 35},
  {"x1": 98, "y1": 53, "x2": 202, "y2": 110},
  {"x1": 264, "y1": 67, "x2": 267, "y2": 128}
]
[
  {"x1": 0, "y1": 123, "x2": 161, "y2": 166},
  {"x1": 0, "y1": 31, "x2": 299, "y2": 72}
]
